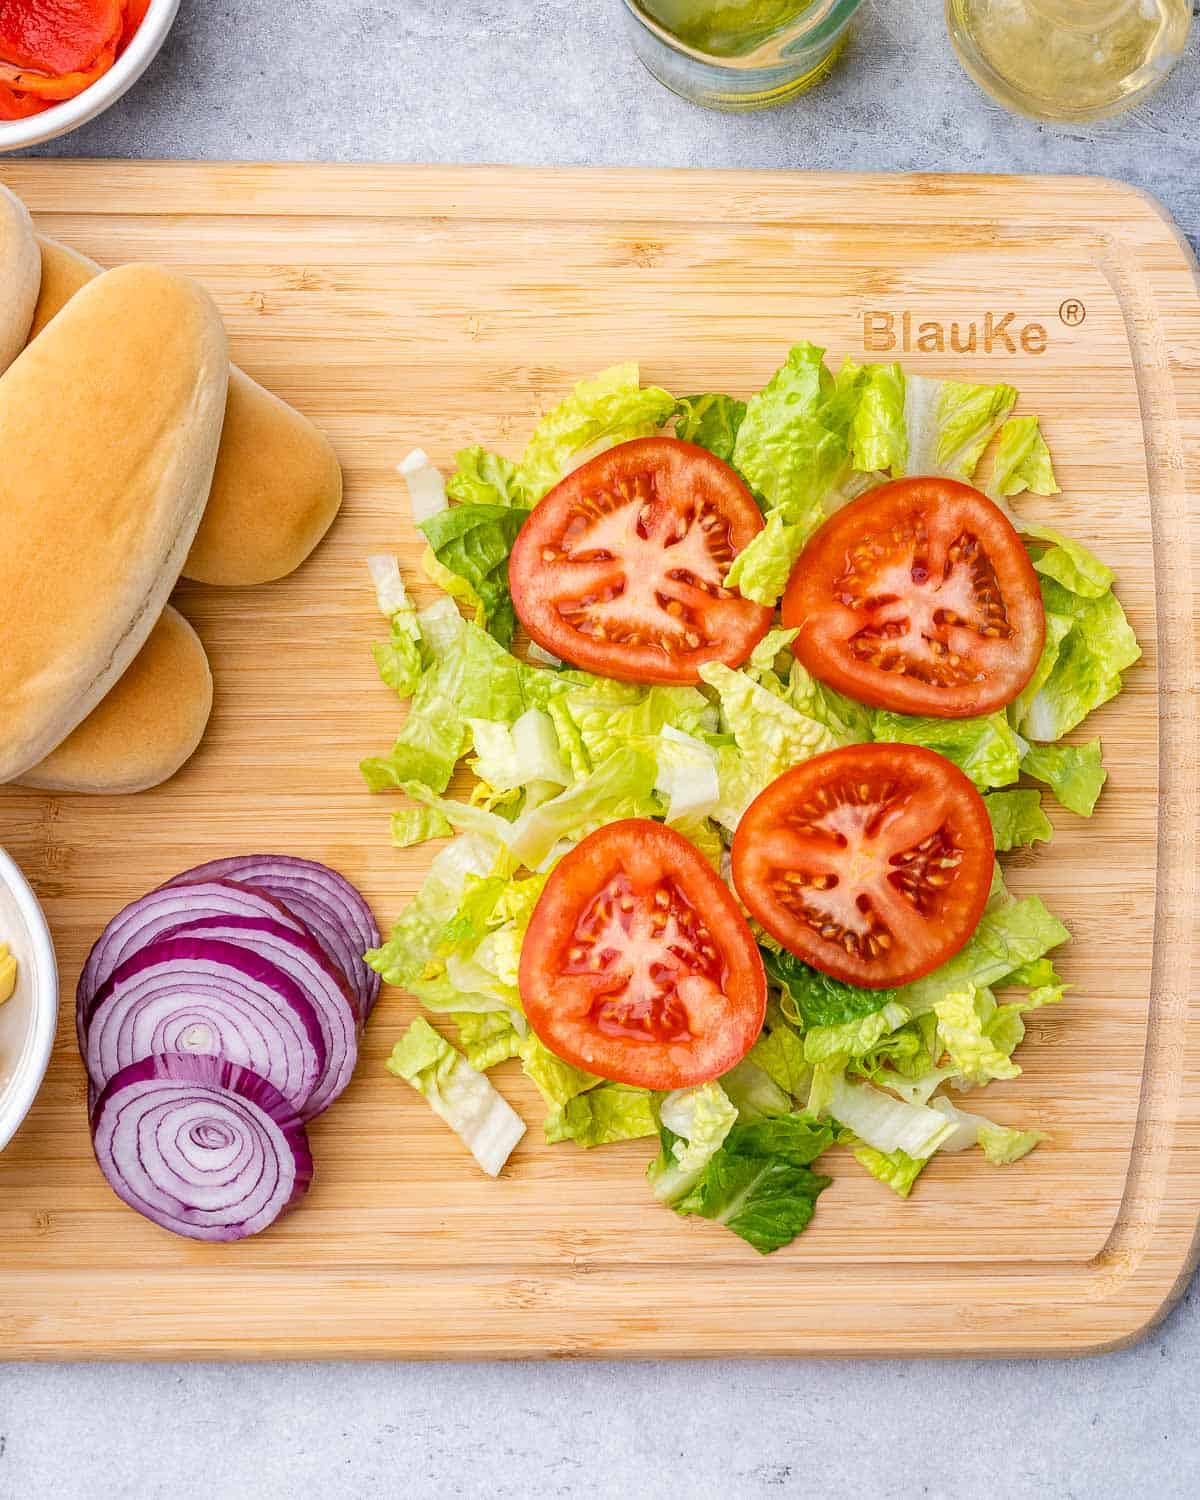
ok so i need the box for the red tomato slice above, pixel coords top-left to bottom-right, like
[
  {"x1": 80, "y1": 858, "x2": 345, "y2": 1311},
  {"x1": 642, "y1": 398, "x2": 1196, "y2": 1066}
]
[
  {"x1": 520, "y1": 819, "x2": 766, "y2": 1089},
  {"x1": 782, "y1": 478, "x2": 1045, "y2": 719},
  {"x1": 509, "y1": 437, "x2": 772, "y2": 685},
  {"x1": 732, "y1": 744, "x2": 994, "y2": 989}
]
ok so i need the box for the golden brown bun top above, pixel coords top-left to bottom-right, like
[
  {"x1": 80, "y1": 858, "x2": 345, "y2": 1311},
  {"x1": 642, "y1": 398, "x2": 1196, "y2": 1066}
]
[
  {"x1": 18, "y1": 607, "x2": 214, "y2": 795},
  {"x1": 182, "y1": 367, "x2": 343, "y2": 586},
  {"x1": 0, "y1": 263, "x2": 229, "y2": 783}
]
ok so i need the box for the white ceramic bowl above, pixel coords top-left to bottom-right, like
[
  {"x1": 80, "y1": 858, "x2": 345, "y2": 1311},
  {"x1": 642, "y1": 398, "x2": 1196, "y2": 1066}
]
[
  {"x1": 0, "y1": 0, "x2": 180, "y2": 154},
  {"x1": 0, "y1": 847, "x2": 58, "y2": 1153}
]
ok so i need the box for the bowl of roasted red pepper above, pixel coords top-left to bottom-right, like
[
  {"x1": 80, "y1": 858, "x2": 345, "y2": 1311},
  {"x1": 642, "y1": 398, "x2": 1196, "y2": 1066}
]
[{"x1": 0, "y1": 0, "x2": 177, "y2": 150}]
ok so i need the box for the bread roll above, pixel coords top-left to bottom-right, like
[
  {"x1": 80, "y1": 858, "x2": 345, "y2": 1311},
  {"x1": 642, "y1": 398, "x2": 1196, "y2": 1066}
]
[
  {"x1": 29, "y1": 236, "x2": 100, "y2": 340},
  {"x1": 18, "y1": 608, "x2": 214, "y2": 794},
  {"x1": 182, "y1": 367, "x2": 344, "y2": 586},
  {"x1": 0, "y1": 186, "x2": 41, "y2": 373},
  {"x1": 31, "y1": 237, "x2": 343, "y2": 588},
  {"x1": 0, "y1": 264, "x2": 228, "y2": 784}
]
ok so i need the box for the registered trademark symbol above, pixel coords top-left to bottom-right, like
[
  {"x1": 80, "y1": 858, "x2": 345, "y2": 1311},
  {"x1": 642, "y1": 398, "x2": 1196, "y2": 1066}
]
[{"x1": 1059, "y1": 298, "x2": 1086, "y2": 328}]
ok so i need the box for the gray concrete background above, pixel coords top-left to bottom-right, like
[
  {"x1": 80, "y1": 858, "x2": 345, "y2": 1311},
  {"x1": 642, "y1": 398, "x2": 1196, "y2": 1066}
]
[{"x1": 3, "y1": 2, "x2": 1200, "y2": 1497}]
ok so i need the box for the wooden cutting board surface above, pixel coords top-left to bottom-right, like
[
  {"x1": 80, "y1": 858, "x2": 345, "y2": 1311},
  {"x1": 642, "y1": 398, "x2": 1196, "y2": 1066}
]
[{"x1": 0, "y1": 163, "x2": 1196, "y2": 1360}]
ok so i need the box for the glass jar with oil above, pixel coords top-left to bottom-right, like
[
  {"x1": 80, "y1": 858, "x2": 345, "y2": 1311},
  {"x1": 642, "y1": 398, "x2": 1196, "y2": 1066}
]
[
  {"x1": 622, "y1": 0, "x2": 864, "y2": 110},
  {"x1": 946, "y1": 1, "x2": 1193, "y2": 123}
]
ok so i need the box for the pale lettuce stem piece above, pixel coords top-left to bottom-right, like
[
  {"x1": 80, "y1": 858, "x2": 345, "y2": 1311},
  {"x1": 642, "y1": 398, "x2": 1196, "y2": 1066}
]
[
  {"x1": 398, "y1": 448, "x2": 448, "y2": 523},
  {"x1": 387, "y1": 1017, "x2": 526, "y2": 1177}
]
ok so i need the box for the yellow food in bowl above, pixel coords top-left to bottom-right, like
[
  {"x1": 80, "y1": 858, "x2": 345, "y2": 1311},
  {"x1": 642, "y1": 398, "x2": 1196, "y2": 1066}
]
[{"x1": 0, "y1": 942, "x2": 15, "y2": 1004}]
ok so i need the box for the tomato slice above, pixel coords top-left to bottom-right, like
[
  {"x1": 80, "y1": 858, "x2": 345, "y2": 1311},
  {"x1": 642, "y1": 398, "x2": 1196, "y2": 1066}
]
[
  {"x1": 732, "y1": 744, "x2": 994, "y2": 989},
  {"x1": 519, "y1": 819, "x2": 766, "y2": 1089},
  {"x1": 781, "y1": 478, "x2": 1045, "y2": 718},
  {"x1": 509, "y1": 437, "x2": 772, "y2": 685}
]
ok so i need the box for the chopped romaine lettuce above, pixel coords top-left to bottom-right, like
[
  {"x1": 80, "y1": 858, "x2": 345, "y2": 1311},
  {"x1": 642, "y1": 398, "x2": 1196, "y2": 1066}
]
[
  {"x1": 1021, "y1": 739, "x2": 1107, "y2": 817},
  {"x1": 544, "y1": 1082, "x2": 658, "y2": 1147},
  {"x1": 719, "y1": 1057, "x2": 793, "y2": 1121},
  {"x1": 849, "y1": 1139, "x2": 926, "y2": 1198},
  {"x1": 902, "y1": 375, "x2": 1017, "y2": 481},
  {"x1": 872, "y1": 708, "x2": 1023, "y2": 791},
  {"x1": 673, "y1": 393, "x2": 747, "y2": 463},
  {"x1": 398, "y1": 448, "x2": 448, "y2": 523},
  {"x1": 387, "y1": 1017, "x2": 525, "y2": 1176},
  {"x1": 764, "y1": 947, "x2": 897, "y2": 1030},
  {"x1": 1024, "y1": 525, "x2": 1113, "y2": 599},
  {"x1": 648, "y1": 1082, "x2": 738, "y2": 1204},
  {"x1": 419, "y1": 503, "x2": 529, "y2": 648},
  {"x1": 391, "y1": 805, "x2": 454, "y2": 848},
  {"x1": 517, "y1": 363, "x2": 675, "y2": 501},
  {"x1": 453, "y1": 1010, "x2": 524, "y2": 1071},
  {"x1": 672, "y1": 1114, "x2": 835, "y2": 1254},
  {"x1": 826, "y1": 1074, "x2": 955, "y2": 1159},
  {"x1": 984, "y1": 789, "x2": 1052, "y2": 850},
  {"x1": 446, "y1": 446, "x2": 528, "y2": 508},
  {"x1": 991, "y1": 416, "x2": 1060, "y2": 498}
]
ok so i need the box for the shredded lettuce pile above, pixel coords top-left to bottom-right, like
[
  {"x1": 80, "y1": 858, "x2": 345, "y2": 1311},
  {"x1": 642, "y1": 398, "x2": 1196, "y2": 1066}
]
[{"x1": 366, "y1": 348, "x2": 1138, "y2": 1254}]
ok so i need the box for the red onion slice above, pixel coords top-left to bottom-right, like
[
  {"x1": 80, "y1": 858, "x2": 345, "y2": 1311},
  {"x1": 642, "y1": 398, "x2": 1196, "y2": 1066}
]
[
  {"x1": 77, "y1": 879, "x2": 308, "y2": 1041},
  {"x1": 164, "y1": 856, "x2": 381, "y2": 1018},
  {"x1": 155, "y1": 915, "x2": 360, "y2": 1117},
  {"x1": 90, "y1": 1053, "x2": 312, "y2": 1241},
  {"x1": 85, "y1": 938, "x2": 328, "y2": 1121}
]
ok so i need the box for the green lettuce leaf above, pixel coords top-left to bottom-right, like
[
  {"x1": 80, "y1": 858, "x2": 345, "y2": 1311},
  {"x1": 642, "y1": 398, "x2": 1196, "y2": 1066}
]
[
  {"x1": 871, "y1": 709, "x2": 1022, "y2": 791},
  {"x1": 362, "y1": 612, "x2": 526, "y2": 794},
  {"x1": 701, "y1": 661, "x2": 837, "y2": 783},
  {"x1": 804, "y1": 1002, "x2": 912, "y2": 1068},
  {"x1": 386, "y1": 1017, "x2": 525, "y2": 1176},
  {"x1": 648, "y1": 1082, "x2": 738, "y2": 1205},
  {"x1": 673, "y1": 1114, "x2": 836, "y2": 1254},
  {"x1": 901, "y1": 890, "x2": 1070, "y2": 1015},
  {"x1": 783, "y1": 662, "x2": 874, "y2": 745},
  {"x1": 725, "y1": 510, "x2": 808, "y2": 606},
  {"x1": 903, "y1": 375, "x2": 1017, "y2": 481},
  {"x1": 508, "y1": 746, "x2": 658, "y2": 869},
  {"x1": 1024, "y1": 525, "x2": 1113, "y2": 599},
  {"x1": 992, "y1": 416, "x2": 1060, "y2": 498},
  {"x1": 849, "y1": 1140, "x2": 926, "y2": 1198},
  {"x1": 419, "y1": 504, "x2": 530, "y2": 648},
  {"x1": 544, "y1": 1082, "x2": 658, "y2": 1147},
  {"x1": 446, "y1": 446, "x2": 528, "y2": 508},
  {"x1": 674, "y1": 393, "x2": 746, "y2": 463},
  {"x1": 390, "y1": 805, "x2": 454, "y2": 848},
  {"x1": 932, "y1": 987, "x2": 1021, "y2": 1086},
  {"x1": 846, "y1": 360, "x2": 907, "y2": 475},
  {"x1": 368, "y1": 556, "x2": 424, "y2": 699},
  {"x1": 719, "y1": 1057, "x2": 794, "y2": 1122},
  {"x1": 764, "y1": 947, "x2": 897, "y2": 1030},
  {"x1": 1021, "y1": 739, "x2": 1107, "y2": 817},
  {"x1": 519, "y1": 1033, "x2": 599, "y2": 1109},
  {"x1": 979, "y1": 1122, "x2": 1047, "y2": 1164},
  {"x1": 1015, "y1": 578, "x2": 1140, "y2": 743},
  {"x1": 517, "y1": 363, "x2": 675, "y2": 501},
  {"x1": 452, "y1": 1010, "x2": 523, "y2": 1071},
  {"x1": 984, "y1": 789, "x2": 1052, "y2": 850},
  {"x1": 747, "y1": 1015, "x2": 811, "y2": 1098}
]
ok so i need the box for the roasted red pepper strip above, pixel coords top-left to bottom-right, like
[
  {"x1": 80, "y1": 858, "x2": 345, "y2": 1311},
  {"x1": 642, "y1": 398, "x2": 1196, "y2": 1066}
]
[
  {"x1": 0, "y1": 0, "x2": 125, "y2": 76},
  {"x1": 0, "y1": 0, "x2": 148, "y2": 117}
]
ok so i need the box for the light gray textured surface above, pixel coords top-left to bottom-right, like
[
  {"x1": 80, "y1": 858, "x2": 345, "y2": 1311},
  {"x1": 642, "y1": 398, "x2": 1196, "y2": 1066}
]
[{"x1": 3, "y1": 3, "x2": 1200, "y2": 1498}]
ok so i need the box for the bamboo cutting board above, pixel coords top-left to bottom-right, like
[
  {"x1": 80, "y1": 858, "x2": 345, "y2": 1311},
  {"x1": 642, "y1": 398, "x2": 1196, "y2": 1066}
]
[{"x1": 0, "y1": 164, "x2": 1196, "y2": 1360}]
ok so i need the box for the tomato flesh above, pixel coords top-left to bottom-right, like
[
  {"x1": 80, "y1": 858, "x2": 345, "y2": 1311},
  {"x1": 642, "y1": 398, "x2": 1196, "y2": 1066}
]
[
  {"x1": 732, "y1": 745, "x2": 994, "y2": 989},
  {"x1": 520, "y1": 819, "x2": 766, "y2": 1089},
  {"x1": 782, "y1": 478, "x2": 1045, "y2": 719},
  {"x1": 509, "y1": 437, "x2": 772, "y2": 685}
]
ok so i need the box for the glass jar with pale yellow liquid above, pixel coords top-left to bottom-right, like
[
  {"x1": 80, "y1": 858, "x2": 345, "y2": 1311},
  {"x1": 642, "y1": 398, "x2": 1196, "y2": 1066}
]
[
  {"x1": 622, "y1": 0, "x2": 864, "y2": 110},
  {"x1": 946, "y1": 1, "x2": 1193, "y2": 122}
]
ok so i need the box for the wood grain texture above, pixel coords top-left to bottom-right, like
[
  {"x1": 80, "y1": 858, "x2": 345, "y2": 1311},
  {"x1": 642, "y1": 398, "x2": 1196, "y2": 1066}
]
[{"x1": 0, "y1": 164, "x2": 1195, "y2": 1360}]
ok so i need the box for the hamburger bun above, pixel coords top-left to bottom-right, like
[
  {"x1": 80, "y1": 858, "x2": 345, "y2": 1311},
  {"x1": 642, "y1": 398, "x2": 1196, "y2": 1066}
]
[
  {"x1": 18, "y1": 608, "x2": 214, "y2": 795},
  {"x1": 0, "y1": 264, "x2": 228, "y2": 784},
  {"x1": 29, "y1": 236, "x2": 100, "y2": 340},
  {"x1": 182, "y1": 367, "x2": 344, "y2": 586},
  {"x1": 30, "y1": 237, "x2": 343, "y2": 588},
  {"x1": 0, "y1": 186, "x2": 41, "y2": 373}
]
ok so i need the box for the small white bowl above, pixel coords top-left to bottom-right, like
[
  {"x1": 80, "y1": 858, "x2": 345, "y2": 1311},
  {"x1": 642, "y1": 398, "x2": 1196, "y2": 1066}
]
[
  {"x1": 0, "y1": 847, "x2": 58, "y2": 1153},
  {"x1": 0, "y1": 0, "x2": 180, "y2": 154}
]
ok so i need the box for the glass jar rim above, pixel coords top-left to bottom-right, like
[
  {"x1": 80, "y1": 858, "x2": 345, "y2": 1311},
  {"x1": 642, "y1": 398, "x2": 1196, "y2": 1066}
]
[{"x1": 622, "y1": 0, "x2": 864, "y2": 69}]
